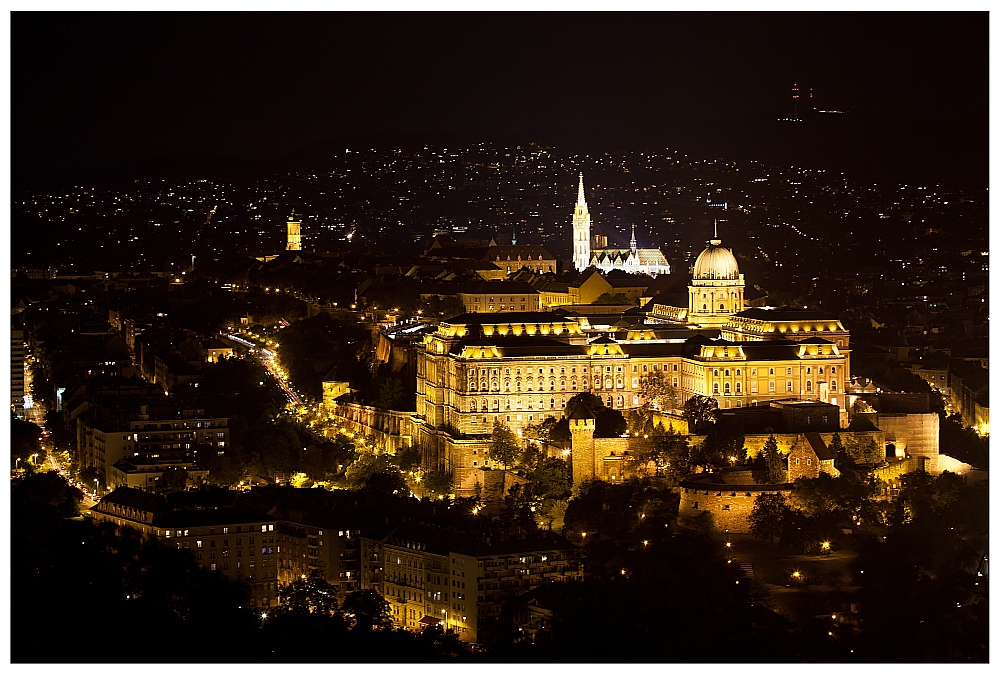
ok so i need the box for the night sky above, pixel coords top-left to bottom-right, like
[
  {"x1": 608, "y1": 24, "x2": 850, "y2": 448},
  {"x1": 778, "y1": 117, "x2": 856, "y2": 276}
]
[{"x1": 13, "y1": 12, "x2": 988, "y2": 184}]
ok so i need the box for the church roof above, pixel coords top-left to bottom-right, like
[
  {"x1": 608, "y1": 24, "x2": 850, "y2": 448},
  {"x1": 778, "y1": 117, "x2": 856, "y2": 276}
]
[{"x1": 636, "y1": 249, "x2": 669, "y2": 265}]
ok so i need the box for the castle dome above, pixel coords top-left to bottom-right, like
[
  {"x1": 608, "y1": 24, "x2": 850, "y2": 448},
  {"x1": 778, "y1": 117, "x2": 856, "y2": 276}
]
[{"x1": 693, "y1": 239, "x2": 740, "y2": 280}]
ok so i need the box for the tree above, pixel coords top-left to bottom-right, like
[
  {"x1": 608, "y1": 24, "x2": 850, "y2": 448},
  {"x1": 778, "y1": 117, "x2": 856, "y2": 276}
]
[
  {"x1": 527, "y1": 456, "x2": 572, "y2": 501},
  {"x1": 246, "y1": 423, "x2": 293, "y2": 481},
  {"x1": 393, "y1": 445, "x2": 422, "y2": 472},
  {"x1": 416, "y1": 470, "x2": 453, "y2": 499},
  {"x1": 696, "y1": 420, "x2": 746, "y2": 469},
  {"x1": 202, "y1": 450, "x2": 242, "y2": 488},
  {"x1": 79, "y1": 466, "x2": 104, "y2": 491},
  {"x1": 537, "y1": 498, "x2": 570, "y2": 532},
  {"x1": 748, "y1": 492, "x2": 790, "y2": 543},
  {"x1": 11, "y1": 419, "x2": 43, "y2": 463},
  {"x1": 12, "y1": 471, "x2": 84, "y2": 519},
  {"x1": 362, "y1": 470, "x2": 407, "y2": 497},
  {"x1": 343, "y1": 451, "x2": 391, "y2": 490},
  {"x1": 344, "y1": 448, "x2": 411, "y2": 495},
  {"x1": 593, "y1": 292, "x2": 632, "y2": 305},
  {"x1": 157, "y1": 466, "x2": 190, "y2": 493},
  {"x1": 377, "y1": 378, "x2": 406, "y2": 411},
  {"x1": 656, "y1": 427, "x2": 691, "y2": 484},
  {"x1": 844, "y1": 434, "x2": 885, "y2": 464},
  {"x1": 549, "y1": 417, "x2": 572, "y2": 443},
  {"x1": 488, "y1": 419, "x2": 522, "y2": 494},
  {"x1": 423, "y1": 294, "x2": 466, "y2": 320},
  {"x1": 790, "y1": 472, "x2": 876, "y2": 521},
  {"x1": 276, "y1": 313, "x2": 373, "y2": 400},
  {"x1": 828, "y1": 432, "x2": 846, "y2": 457},
  {"x1": 682, "y1": 395, "x2": 718, "y2": 433},
  {"x1": 502, "y1": 482, "x2": 537, "y2": 529},
  {"x1": 341, "y1": 590, "x2": 393, "y2": 630},
  {"x1": 761, "y1": 435, "x2": 785, "y2": 484},
  {"x1": 277, "y1": 570, "x2": 339, "y2": 616},
  {"x1": 638, "y1": 371, "x2": 680, "y2": 411},
  {"x1": 524, "y1": 416, "x2": 560, "y2": 445}
]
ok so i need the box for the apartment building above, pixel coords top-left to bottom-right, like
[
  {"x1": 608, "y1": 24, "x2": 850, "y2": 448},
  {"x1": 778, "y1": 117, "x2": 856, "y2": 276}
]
[
  {"x1": 90, "y1": 487, "x2": 279, "y2": 608},
  {"x1": 360, "y1": 523, "x2": 582, "y2": 644}
]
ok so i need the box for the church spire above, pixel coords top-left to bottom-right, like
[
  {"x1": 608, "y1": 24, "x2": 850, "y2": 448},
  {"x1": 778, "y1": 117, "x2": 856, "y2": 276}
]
[
  {"x1": 630, "y1": 223, "x2": 637, "y2": 256},
  {"x1": 572, "y1": 172, "x2": 591, "y2": 272}
]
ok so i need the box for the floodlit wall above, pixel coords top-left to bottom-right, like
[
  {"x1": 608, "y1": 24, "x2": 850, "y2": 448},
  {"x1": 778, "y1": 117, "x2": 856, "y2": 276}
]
[
  {"x1": 877, "y1": 413, "x2": 939, "y2": 472},
  {"x1": 678, "y1": 475, "x2": 791, "y2": 533},
  {"x1": 326, "y1": 401, "x2": 415, "y2": 454}
]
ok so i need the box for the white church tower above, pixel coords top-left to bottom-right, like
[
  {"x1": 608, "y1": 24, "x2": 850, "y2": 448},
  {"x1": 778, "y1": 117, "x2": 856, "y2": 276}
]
[{"x1": 572, "y1": 173, "x2": 591, "y2": 272}]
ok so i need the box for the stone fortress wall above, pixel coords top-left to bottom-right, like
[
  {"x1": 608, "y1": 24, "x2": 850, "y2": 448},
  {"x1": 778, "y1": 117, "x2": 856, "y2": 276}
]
[{"x1": 677, "y1": 473, "x2": 791, "y2": 533}]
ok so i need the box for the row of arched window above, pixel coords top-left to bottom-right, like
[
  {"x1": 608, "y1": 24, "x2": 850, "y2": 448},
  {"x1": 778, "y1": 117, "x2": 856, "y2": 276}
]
[
  {"x1": 712, "y1": 379, "x2": 838, "y2": 395},
  {"x1": 468, "y1": 377, "x2": 626, "y2": 392},
  {"x1": 466, "y1": 394, "x2": 627, "y2": 413}
]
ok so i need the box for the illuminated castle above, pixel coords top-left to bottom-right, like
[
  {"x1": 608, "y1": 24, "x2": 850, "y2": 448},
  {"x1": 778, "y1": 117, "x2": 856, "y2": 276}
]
[
  {"x1": 686, "y1": 228, "x2": 746, "y2": 328},
  {"x1": 571, "y1": 173, "x2": 670, "y2": 276},
  {"x1": 286, "y1": 212, "x2": 301, "y2": 251}
]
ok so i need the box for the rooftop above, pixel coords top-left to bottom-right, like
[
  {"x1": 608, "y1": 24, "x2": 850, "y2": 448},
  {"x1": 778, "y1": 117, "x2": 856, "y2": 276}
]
[{"x1": 735, "y1": 308, "x2": 842, "y2": 323}]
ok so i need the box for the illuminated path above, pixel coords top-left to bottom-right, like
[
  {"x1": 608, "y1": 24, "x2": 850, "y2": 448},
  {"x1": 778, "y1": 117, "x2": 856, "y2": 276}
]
[{"x1": 228, "y1": 333, "x2": 302, "y2": 406}]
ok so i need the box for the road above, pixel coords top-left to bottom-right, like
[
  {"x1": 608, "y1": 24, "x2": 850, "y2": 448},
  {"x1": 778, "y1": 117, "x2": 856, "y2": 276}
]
[
  {"x1": 260, "y1": 347, "x2": 302, "y2": 405},
  {"x1": 228, "y1": 332, "x2": 303, "y2": 406}
]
